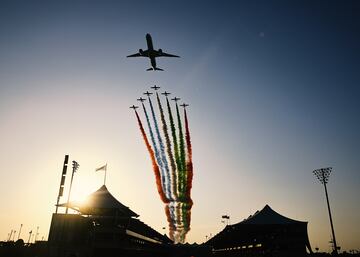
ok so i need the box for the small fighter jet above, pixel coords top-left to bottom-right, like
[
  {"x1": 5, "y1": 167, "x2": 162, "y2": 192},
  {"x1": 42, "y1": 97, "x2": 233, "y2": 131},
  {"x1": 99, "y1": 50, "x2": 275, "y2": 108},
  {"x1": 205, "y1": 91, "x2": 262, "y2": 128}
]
[
  {"x1": 143, "y1": 91, "x2": 153, "y2": 97},
  {"x1": 161, "y1": 91, "x2": 171, "y2": 97},
  {"x1": 180, "y1": 103, "x2": 189, "y2": 108},
  {"x1": 171, "y1": 97, "x2": 180, "y2": 102},
  {"x1": 130, "y1": 105, "x2": 139, "y2": 110},
  {"x1": 137, "y1": 97, "x2": 146, "y2": 102},
  {"x1": 127, "y1": 33, "x2": 180, "y2": 71},
  {"x1": 151, "y1": 85, "x2": 160, "y2": 90}
]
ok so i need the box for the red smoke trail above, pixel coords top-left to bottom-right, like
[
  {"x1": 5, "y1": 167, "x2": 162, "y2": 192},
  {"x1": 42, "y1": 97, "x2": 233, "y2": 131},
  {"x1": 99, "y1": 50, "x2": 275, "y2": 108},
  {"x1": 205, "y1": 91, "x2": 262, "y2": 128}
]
[
  {"x1": 184, "y1": 108, "x2": 193, "y2": 202},
  {"x1": 185, "y1": 201, "x2": 193, "y2": 233},
  {"x1": 135, "y1": 110, "x2": 169, "y2": 204}
]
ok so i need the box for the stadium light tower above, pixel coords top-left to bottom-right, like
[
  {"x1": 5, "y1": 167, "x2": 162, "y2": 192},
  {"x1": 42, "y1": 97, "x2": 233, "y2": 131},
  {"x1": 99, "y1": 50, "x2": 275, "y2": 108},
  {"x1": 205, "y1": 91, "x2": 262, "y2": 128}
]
[
  {"x1": 65, "y1": 160, "x2": 80, "y2": 214},
  {"x1": 313, "y1": 167, "x2": 338, "y2": 255}
]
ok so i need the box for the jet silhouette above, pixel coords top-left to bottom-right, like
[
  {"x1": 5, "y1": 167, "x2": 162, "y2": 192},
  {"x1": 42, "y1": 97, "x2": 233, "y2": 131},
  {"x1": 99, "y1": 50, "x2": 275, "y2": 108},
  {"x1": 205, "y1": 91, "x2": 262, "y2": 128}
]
[
  {"x1": 143, "y1": 91, "x2": 153, "y2": 97},
  {"x1": 127, "y1": 34, "x2": 179, "y2": 71},
  {"x1": 151, "y1": 85, "x2": 160, "y2": 90},
  {"x1": 137, "y1": 97, "x2": 146, "y2": 103},
  {"x1": 162, "y1": 91, "x2": 171, "y2": 97}
]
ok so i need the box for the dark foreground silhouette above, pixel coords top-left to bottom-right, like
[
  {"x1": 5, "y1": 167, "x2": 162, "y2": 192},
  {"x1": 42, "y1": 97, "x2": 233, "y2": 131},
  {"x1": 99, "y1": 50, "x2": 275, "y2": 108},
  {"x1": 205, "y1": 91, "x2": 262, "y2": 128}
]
[{"x1": 0, "y1": 240, "x2": 359, "y2": 257}]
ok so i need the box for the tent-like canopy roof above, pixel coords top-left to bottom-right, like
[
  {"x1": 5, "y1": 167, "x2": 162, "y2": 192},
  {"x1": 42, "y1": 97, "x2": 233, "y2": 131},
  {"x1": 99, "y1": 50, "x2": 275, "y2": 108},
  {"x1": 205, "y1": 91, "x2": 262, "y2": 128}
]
[
  {"x1": 59, "y1": 185, "x2": 139, "y2": 217},
  {"x1": 236, "y1": 204, "x2": 306, "y2": 225},
  {"x1": 207, "y1": 204, "x2": 312, "y2": 253}
]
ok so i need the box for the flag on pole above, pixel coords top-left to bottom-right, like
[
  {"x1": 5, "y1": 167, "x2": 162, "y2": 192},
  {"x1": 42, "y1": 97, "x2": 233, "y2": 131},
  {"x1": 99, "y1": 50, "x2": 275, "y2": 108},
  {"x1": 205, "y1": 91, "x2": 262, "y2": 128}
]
[
  {"x1": 96, "y1": 163, "x2": 108, "y2": 185},
  {"x1": 96, "y1": 164, "x2": 107, "y2": 172}
]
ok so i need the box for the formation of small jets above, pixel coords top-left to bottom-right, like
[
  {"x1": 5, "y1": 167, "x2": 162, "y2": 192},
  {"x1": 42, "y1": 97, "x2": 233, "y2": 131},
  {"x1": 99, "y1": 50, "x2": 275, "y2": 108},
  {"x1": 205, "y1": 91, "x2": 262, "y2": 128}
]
[
  {"x1": 130, "y1": 85, "x2": 188, "y2": 110},
  {"x1": 127, "y1": 33, "x2": 179, "y2": 71},
  {"x1": 128, "y1": 34, "x2": 188, "y2": 111}
]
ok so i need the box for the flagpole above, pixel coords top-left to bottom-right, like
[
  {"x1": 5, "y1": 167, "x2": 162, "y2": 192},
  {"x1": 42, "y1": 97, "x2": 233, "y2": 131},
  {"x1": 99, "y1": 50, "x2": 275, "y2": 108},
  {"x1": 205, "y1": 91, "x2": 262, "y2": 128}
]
[{"x1": 96, "y1": 164, "x2": 107, "y2": 185}]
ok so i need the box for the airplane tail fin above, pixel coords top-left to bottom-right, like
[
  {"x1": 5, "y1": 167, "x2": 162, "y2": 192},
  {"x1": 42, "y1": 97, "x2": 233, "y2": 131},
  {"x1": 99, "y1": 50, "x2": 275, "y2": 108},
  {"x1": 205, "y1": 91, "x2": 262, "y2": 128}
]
[{"x1": 146, "y1": 67, "x2": 164, "y2": 71}]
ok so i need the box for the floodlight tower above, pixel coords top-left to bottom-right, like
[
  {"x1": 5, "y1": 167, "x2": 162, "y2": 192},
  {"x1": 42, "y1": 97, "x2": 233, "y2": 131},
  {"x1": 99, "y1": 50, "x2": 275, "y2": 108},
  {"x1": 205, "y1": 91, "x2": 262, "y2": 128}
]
[
  {"x1": 313, "y1": 167, "x2": 338, "y2": 255},
  {"x1": 65, "y1": 160, "x2": 80, "y2": 214}
]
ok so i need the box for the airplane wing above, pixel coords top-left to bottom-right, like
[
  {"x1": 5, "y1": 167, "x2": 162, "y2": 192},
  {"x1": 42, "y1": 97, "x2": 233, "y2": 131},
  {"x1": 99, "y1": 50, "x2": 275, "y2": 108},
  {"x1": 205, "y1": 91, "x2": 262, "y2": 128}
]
[
  {"x1": 157, "y1": 52, "x2": 180, "y2": 58},
  {"x1": 127, "y1": 53, "x2": 142, "y2": 57}
]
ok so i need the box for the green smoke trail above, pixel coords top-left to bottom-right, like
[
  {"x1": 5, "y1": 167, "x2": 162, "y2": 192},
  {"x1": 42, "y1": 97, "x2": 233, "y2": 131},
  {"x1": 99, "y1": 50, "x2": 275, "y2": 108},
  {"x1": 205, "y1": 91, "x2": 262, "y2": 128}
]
[
  {"x1": 175, "y1": 104, "x2": 192, "y2": 242},
  {"x1": 179, "y1": 201, "x2": 192, "y2": 242},
  {"x1": 166, "y1": 98, "x2": 181, "y2": 197},
  {"x1": 176, "y1": 103, "x2": 186, "y2": 201},
  {"x1": 157, "y1": 93, "x2": 177, "y2": 200}
]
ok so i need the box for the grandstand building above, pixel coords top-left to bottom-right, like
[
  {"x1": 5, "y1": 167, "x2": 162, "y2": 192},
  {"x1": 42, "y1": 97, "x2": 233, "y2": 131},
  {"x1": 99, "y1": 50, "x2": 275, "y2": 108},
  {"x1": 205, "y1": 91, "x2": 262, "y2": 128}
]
[
  {"x1": 48, "y1": 185, "x2": 173, "y2": 257},
  {"x1": 206, "y1": 205, "x2": 313, "y2": 257}
]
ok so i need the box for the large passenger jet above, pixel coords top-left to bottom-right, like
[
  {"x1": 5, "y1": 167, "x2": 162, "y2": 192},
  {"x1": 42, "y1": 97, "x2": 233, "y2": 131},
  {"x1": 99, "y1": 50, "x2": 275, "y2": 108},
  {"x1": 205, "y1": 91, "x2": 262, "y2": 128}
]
[{"x1": 127, "y1": 34, "x2": 180, "y2": 71}]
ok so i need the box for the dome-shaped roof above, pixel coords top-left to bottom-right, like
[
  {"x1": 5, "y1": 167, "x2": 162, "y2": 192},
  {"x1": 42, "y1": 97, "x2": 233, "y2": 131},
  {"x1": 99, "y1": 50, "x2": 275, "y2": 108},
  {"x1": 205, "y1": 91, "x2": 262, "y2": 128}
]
[
  {"x1": 236, "y1": 204, "x2": 305, "y2": 225},
  {"x1": 59, "y1": 185, "x2": 139, "y2": 217}
]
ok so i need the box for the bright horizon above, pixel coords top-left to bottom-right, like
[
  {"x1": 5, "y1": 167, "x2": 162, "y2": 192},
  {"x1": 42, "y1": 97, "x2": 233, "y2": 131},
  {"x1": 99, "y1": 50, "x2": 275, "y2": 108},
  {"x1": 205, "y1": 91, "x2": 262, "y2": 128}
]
[{"x1": 0, "y1": 0, "x2": 359, "y2": 252}]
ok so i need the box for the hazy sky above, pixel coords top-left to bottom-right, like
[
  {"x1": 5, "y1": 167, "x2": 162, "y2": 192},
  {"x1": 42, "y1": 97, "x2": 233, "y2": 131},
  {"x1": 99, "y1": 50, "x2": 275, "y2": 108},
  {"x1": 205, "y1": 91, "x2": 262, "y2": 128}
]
[{"x1": 0, "y1": 0, "x2": 359, "y2": 252}]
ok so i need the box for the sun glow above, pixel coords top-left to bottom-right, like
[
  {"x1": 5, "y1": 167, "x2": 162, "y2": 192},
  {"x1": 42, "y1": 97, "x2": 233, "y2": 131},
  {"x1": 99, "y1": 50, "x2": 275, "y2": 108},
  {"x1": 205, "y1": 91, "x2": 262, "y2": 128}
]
[{"x1": 66, "y1": 172, "x2": 103, "y2": 203}]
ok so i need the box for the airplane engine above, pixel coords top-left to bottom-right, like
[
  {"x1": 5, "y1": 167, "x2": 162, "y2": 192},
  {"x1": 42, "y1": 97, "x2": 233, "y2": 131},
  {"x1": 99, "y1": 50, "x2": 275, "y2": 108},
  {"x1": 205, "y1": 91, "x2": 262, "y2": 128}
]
[
  {"x1": 139, "y1": 49, "x2": 143, "y2": 54},
  {"x1": 158, "y1": 48, "x2": 163, "y2": 54}
]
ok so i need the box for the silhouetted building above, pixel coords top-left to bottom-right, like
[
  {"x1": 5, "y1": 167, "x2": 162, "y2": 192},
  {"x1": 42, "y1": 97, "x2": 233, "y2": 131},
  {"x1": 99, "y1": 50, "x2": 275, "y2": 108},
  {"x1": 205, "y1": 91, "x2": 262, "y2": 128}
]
[
  {"x1": 206, "y1": 205, "x2": 312, "y2": 257},
  {"x1": 48, "y1": 185, "x2": 172, "y2": 257}
]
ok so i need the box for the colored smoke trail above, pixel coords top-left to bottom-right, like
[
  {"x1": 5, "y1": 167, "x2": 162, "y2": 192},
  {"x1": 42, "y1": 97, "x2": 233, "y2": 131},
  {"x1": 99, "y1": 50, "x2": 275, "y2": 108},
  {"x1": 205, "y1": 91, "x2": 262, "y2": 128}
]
[
  {"x1": 157, "y1": 95, "x2": 185, "y2": 241},
  {"x1": 166, "y1": 97, "x2": 181, "y2": 197},
  {"x1": 148, "y1": 97, "x2": 172, "y2": 200},
  {"x1": 157, "y1": 93, "x2": 178, "y2": 200},
  {"x1": 133, "y1": 90, "x2": 193, "y2": 243},
  {"x1": 184, "y1": 108, "x2": 194, "y2": 239},
  {"x1": 184, "y1": 108, "x2": 193, "y2": 202},
  {"x1": 175, "y1": 201, "x2": 192, "y2": 242},
  {"x1": 165, "y1": 98, "x2": 190, "y2": 242},
  {"x1": 175, "y1": 103, "x2": 192, "y2": 242},
  {"x1": 176, "y1": 103, "x2": 187, "y2": 201},
  {"x1": 134, "y1": 110, "x2": 168, "y2": 203},
  {"x1": 142, "y1": 103, "x2": 167, "y2": 196},
  {"x1": 171, "y1": 201, "x2": 186, "y2": 243},
  {"x1": 165, "y1": 204, "x2": 175, "y2": 241}
]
